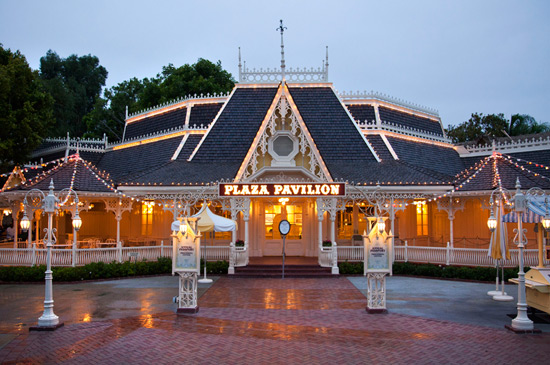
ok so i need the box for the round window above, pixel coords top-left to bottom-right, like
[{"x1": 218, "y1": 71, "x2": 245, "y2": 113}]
[{"x1": 273, "y1": 135, "x2": 294, "y2": 157}]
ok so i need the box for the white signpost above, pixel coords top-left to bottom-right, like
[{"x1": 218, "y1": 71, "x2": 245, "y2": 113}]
[
  {"x1": 363, "y1": 217, "x2": 393, "y2": 313},
  {"x1": 172, "y1": 217, "x2": 201, "y2": 314}
]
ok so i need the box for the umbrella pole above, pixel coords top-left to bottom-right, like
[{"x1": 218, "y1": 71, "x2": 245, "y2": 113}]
[
  {"x1": 488, "y1": 260, "x2": 500, "y2": 296},
  {"x1": 493, "y1": 259, "x2": 513, "y2": 301},
  {"x1": 198, "y1": 231, "x2": 213, "y2": 284}
]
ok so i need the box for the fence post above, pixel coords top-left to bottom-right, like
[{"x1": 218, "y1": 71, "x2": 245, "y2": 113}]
[
  {"x1": 228, "y1": 242, "x2": 235, "y2": 275},
  {"x1": 332, "y1": 242, "x2": 339, "y2": 275},
  {"x1": 404, "y1": 240, "x2": 408, "y2": 262},
  {"x1": 117, "y1": 240, "x2": 122, "y2": 263},
  {"x1": 160, "y1": 240, "x2": 164, "y2": 258},
  {"x1": 446, "y1": 242, "x2": 450, "y2": 266},
  {"x1": 72, "y1": 240, "x2": 76, "y2": 267},
  {"x1": 31, "y1": 243, "x2": 36, "y2": 266}
]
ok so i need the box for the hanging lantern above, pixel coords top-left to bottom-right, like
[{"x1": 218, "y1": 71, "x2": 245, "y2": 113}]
[
  {"x1": 487, "y1": 210, "x2": 497, "y2": 232},
  {"x1": 20, "y1": 214, "x2": 30, "y2": 231},
  {"x1": 72, "y1": 211, "x2": 82, "y2": 231},
  {"x1": 377, "y1": 217, "x2": 385, "y2": 234},
  {"x1": 179, "y1": 220, "x2": 187, "y2": 234}
]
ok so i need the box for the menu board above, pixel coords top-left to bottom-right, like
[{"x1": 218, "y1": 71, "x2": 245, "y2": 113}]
[{"x1": 173, "y1": 230, "x2": 200, "y2": 273}]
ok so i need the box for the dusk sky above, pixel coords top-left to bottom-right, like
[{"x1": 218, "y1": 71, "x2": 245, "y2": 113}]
[{"x1": 1, "y1": 0, "x2": 549, "y2": 128}]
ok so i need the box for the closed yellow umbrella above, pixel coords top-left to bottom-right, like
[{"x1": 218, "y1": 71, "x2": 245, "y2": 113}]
[{"x1": 489, "y1": 202, "x2": 510, "y2": 260}]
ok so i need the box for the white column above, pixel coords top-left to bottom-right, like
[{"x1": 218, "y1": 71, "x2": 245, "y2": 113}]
[
  {"x1": 330, "y1": 215, "x2": 336, "y2": 243},
  {"x1": 27, "y1": 215, "x2": 33, "y2": 248},
  {"x1": 11, "y1": 203, "x2": 20, "y2": 248},
  {"x1": 38, "y1": 211, "x2": 59, "y2": 327},
  {"x1": 72, "y1": 225, "x2": 77, "y2": 267},
  {"x1": 353, "y1": 204, "x2": 359, "y2": 235}
]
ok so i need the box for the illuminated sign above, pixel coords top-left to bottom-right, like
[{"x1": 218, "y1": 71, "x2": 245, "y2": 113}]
[{"x1": 219, "y1": 183, "x2": 346, "y2": 197}]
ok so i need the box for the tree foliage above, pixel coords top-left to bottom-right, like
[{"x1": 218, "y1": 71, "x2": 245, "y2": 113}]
[
  {"x1": 0, "y1": 45, "x2": 54, "y2": 170},
  {"x1": 446, "y1": 113, "x2": 550, "y2": 143},
  {"x1": 40, "y1": 50, "x2": 108, "y2": 137},
  {"x1": 84, "y1": 58, "x2": 235, "y2": 140}
]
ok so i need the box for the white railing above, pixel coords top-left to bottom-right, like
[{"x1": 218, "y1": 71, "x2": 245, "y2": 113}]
[
  {"x1": 337, "y1": 243, "x2": 549, "y2": 268},
  {"x1": 0, "y1": 243, "x2": 233, "y2": 267},
  {"x1": 319, "y1": 246, "x2": 335, "y2": 268},
  {"x1": 202, "y1": 246, "x2": 230, "y2": 261},
  {"x1": 1, "y1": 243, "x2": 547, "y2": 268},
  {"x1": 234, "y1": 246, "x2": 248, "y2": 267}
]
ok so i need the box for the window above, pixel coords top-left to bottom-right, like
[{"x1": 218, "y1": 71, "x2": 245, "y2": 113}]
[
  {"x1": 416, "y1": 202, "x2": 428, "y2": 236},
  {"x1": 285, "y1": 205, "x2": 302, "y2": 240},
  {"x1": 264, "y1": 204, "x2": 302, "y2": 239},
  {"x1": 273, "y1": 135, "x2": 294, "y2": 156},
  {"x1": 141, "y1": 201, "x2": 154, "y2": 236},
  {"x1": 265, "y1": 205, "x2": 282, "y2": 239}
]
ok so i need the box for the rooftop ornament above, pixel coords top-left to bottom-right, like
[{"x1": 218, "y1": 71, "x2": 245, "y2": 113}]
[{"x1": 239, "y1": 20, "x2": 329, "y2": 84}]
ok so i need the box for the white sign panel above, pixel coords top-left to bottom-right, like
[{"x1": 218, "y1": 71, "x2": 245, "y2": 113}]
[
  {"x1": 366, "y1": 235, "x2": 390, "y2": 272},
  {"x1": 363, "y1": 219, "x2": 393, "y2": 275},
  {"x1": 172, "y1": 219, "x2": 201, "y2": 274}
]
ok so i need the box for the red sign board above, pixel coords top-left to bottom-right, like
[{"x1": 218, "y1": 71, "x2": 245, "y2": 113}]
[{"x1": 219, "y1": 183, "x2": 346, "y2": 197}]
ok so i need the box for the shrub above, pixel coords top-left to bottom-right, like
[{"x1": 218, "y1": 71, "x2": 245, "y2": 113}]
[
  {"x1": 339, "y1": 261, "x2": 525, "y2": 283},
  {"x1": 0, "y1": 257, "x2": 174, "y2": 283}
]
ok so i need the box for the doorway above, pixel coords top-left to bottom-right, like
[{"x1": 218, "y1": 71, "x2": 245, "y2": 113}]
[{"x1": 263, "y1": 201, "x2": 304, "y2": 256}]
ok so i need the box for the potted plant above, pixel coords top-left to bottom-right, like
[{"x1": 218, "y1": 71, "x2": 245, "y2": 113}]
[
  {"x1": 322, "y1": 239, "x2": 332, "y2": 247},
  {"x1": 235, "y1": 239, "x2": 245, "y2": 247}
]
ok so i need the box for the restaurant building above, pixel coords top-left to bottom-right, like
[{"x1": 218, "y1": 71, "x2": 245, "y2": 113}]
[{"x1": 2, "y1": 45, "x2": 550, "y2": 268}]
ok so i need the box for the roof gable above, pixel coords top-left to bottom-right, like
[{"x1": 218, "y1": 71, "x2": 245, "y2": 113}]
[{"x1": 235, "y1": 85, "x2": 332, "y2": 182}]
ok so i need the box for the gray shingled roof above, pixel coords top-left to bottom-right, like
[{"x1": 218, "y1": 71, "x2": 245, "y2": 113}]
[
  {"x1": 386, "y1": 136, "x2": 464, "y2": 177},
  {"x1": 189, "y1": 103, "x2": 223, "y2": 128},
  {"x1": 379, "y1": 106, "x2": 443, "y2": 136},
  {"x1": 346, "y1": 104, "x2": 376, "y2": 123},
  {"x1": 191, "y1": 87, "x2": 278, "y2": 163},
  {"x1": 97, "y1": 136, "x2": 183, "y2": 182},
  {"x1": 288, "y1": 87, "x2": 378, "y2": 178},
  {"x1": 124, "y1": 106, "x2": 187, "y2": 140}
]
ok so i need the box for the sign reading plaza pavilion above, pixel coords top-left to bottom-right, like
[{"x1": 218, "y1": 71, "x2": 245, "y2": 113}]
[{"x1": 219, "y1": 183, "x2": 346, "y2": 197}]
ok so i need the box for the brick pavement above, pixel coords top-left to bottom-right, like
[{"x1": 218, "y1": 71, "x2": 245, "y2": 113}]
[{"x1": 1, "y1": 277, "x2": 549, "y2": 364}]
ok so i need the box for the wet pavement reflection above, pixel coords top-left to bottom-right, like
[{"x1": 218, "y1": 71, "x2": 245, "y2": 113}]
[{"x1": 1, "y1": 276, "x2": 549, "y2": 364}]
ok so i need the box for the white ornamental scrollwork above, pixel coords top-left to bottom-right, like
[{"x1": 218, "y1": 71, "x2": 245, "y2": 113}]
[{"x1": 242, "y1": 95, "x2": 326, "y2": 181}]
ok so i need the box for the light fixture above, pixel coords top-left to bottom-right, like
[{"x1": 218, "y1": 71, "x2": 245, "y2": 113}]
[
  {"x1": 72, "y1": 212, "x2": 82, "y2": 231},
  {"x1": 3, "y1": 209, "x2": 11, "y2": 216},
  {"x1": 487, "y1": 210, "x2": 497, "y2": 232},
  {"x1": 377, "y1": 217, "x2": 385, "y2": 234},
  {"x1": 179, "y1": 219, "x2": 187, "y2": 234},
  {"x1": 279, "y1": 197, "x2": 289, "y2": 206},
  {"x1": 543, "y1": 197, "x2": 550, "y2": 231},
  {"x1": 20, "y1": 214, "x2": 30, "y2": 231}
]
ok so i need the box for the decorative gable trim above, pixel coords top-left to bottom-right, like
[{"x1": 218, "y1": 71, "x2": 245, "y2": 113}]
[
  {"x1": 1, "y1": 166, "x2": 26, "y2": 192},
  {"x1": 234, "y1": 83, "x2": 332, "y2": 182}
]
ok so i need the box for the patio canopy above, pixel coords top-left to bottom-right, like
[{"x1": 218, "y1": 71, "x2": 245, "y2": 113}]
[
  {"x1": 191, "y1": 204, "x2": 237, "y2": 232},
  {"x1": 502, "y1": 196, "x2": 549, "y2": 223}
]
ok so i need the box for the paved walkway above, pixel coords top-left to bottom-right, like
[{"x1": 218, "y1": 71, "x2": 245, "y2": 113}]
[{"x1": 1, "y1": 276, "x2": 549, "y2": 364}]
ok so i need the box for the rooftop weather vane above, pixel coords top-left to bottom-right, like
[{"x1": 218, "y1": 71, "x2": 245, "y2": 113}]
[
  {"x1": 238, "y1": 20, "x2": 328, "y2": 84},
  {"x1": 277, "y1": 19, "x2": 287, "y2": 81}
]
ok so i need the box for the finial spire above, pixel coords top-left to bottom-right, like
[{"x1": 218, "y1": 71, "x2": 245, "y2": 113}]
[
  {"x1": 325, "y1": 46, "x2": 329, "y2": 81},
  {"x1": 276, "y1": 19, "x2": 287, "y2": 82},
  {"x1": 238, "y1": 47, "x2": 242, "y2": 82}
]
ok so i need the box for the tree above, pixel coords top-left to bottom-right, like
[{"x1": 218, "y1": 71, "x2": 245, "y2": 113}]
[
  {"x1": 445, "y1": 113, "x2": 550, "y2": 143},
  {"x1": 84, "y1": 59, "x2": 235, "y2": 140},
  {"x1": 0, "y1": 45, "x2": 54, "y2": 171},
  {"x1": 40, "y1": 50, "x2": 107, "y2": 137}
]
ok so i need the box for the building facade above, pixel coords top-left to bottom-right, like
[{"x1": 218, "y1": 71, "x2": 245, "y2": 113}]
[{"x1": 2, "y1": 51, "x2": 550, "y2": 265}]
